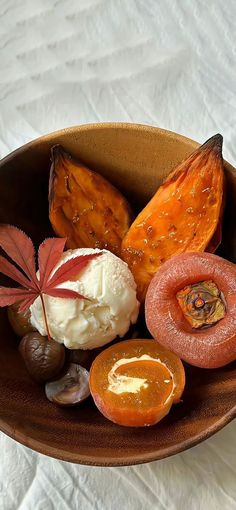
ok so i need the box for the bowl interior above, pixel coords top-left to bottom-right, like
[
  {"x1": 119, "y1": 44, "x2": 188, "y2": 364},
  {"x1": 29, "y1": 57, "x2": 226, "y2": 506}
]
[{"x1": 0, "y1": 123, "x2": 235, "y2": 466}]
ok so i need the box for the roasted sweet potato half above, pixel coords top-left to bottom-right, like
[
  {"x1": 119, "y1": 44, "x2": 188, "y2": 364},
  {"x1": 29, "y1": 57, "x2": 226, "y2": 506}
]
[
  {"x1": 122, "y1": 134, "x2": 225, "y2": 302},
  {"x1": 49, "y1": 146, "x2": 133, "y2": 256}
]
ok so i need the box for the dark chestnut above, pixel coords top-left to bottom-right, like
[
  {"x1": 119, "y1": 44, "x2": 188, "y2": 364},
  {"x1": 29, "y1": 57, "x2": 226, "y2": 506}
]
[
  {"x1": 19, "y1": 332, "x2": 65, "y2": 383},
  {"x1": 8, "y1": 303, "x2": 36, "y2": 337},
  {"x1": 45, "y1": 363, "x2": 90, "y2": 406},
  {"x1": 69, "y1": 348, "x2": 102, "y2": 370}
]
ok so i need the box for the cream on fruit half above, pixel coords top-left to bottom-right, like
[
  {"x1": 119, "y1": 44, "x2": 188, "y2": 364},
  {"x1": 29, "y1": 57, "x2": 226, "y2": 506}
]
[
  {"x1": 30, "y1": 248, "x2": 139, "y2": 349},
  {"x1": 107, "y1": 354, "x2": 176, "y2": 400}
]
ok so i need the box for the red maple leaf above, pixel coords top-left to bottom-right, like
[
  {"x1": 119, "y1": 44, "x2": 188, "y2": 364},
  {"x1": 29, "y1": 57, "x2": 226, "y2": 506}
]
[{"x1": 0, "y1": 224, "x2": 101, "y2": 339}]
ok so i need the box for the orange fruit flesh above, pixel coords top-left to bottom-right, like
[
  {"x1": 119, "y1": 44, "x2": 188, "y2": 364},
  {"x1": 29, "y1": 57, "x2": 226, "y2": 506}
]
[
  {"x1": 90, "y1": 339, "x2": 185, "y2": 427},
  {"x1": 112, "y1": 360, "x2": 174, "y2": 409}
]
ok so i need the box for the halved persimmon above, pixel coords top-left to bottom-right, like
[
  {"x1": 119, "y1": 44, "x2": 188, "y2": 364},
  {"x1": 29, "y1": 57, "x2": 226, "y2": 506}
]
[
  {"x1": 145, "y1": 252, "x2": 236, "y2": 368},
  {"x1": 89, "y1": 339, "x2": 185, "y2": 427}
]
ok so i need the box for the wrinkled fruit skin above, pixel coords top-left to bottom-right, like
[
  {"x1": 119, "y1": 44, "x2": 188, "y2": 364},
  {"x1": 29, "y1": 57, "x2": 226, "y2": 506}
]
[
  {"x1": 8, "y1": 303, "x2": 35, "y2": 337},
  {"x1": 19, "y1": 333, "x2": 65, "y2": 383},
  {"x1": 49, "y1": 145, "x2": 133, "y2": 257},
  {"x1": 145, "y1": 252, "x2": 236, "y2": 368},
  {"x1": 122, "y1": 134, "x2": 224, "y2": 302}
]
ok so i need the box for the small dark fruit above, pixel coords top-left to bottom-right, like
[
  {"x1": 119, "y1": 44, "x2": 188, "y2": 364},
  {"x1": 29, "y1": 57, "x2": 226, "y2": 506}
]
[
  {"x1": 8, "y1": 303, "x2": 36, "y2": 337},
  {"x1": 19, "y1": 332, "x2": 65, "y2": 383},
  {"x1": 69, "y1": 348, "x2": 102, "y2": 370},
  {"x1": 45, "y1": 363, "x2": 90, "y2": 406}
]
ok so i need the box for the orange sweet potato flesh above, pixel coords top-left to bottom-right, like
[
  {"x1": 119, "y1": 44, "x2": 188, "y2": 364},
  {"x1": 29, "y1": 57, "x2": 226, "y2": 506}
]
[
  {"x1": 49, "y1": 146, "x2": 133, "y2": 257},
  {"x1": 122, "y1": 134, "x2": 224, "y2": 302}
]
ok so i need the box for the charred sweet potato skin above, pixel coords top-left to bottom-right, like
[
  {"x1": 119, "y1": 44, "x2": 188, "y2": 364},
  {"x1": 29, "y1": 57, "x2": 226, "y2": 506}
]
[
  {"x1": 122, "y1": 134, "x2": 224, "y2": 302},
  {"x1": 49, "y1": 146, "x2": 133, "y2": 256}
]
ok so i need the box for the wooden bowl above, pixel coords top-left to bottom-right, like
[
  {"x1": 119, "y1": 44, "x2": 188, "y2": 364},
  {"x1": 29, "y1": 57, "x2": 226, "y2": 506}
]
[{"x1": 0, "y1": 123, "x2": 235, "y2": 466}]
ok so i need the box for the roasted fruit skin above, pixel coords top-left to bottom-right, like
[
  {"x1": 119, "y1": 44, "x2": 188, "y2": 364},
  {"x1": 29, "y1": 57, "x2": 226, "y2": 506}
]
[
  {"x1": 49, "y1": 145, "x2": 133, "y2": 257},
  {"x1": 122, "y1": 134, "x2": 224, "y2": 302},
  {"x1": 145, "y1": 252, "x2": 236, "y2": 368}
]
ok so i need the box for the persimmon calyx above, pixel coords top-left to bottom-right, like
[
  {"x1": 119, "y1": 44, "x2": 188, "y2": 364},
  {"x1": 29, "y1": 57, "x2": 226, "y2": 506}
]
[{"x1": 176, "y1": 280, "x2": 226, "y2": 329}]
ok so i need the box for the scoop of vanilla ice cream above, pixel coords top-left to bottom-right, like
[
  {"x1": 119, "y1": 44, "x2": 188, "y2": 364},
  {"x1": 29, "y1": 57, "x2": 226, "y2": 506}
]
[{"x1": 30, "y1": 248, "x2": 139, "y2": 349}]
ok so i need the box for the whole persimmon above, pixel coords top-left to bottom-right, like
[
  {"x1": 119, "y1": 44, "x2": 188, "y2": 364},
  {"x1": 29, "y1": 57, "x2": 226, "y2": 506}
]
[{"x1": 145, "y1": 252, "x2": 236, "y2": 368}]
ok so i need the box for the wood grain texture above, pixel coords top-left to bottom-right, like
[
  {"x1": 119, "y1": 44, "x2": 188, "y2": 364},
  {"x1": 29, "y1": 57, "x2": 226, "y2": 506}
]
[{"x1": 0, "y1": 123, "x2": 235, "y2": 466}]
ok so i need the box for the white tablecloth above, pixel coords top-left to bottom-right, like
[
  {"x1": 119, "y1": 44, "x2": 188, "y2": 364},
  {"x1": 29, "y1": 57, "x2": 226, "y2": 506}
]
[{"x1": 0, "y1": 1, "x2": 235, "y2": 509}]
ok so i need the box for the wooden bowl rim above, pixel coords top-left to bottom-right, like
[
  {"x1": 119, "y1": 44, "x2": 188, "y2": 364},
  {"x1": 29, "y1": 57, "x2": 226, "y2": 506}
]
[
  {"x1": 0, "y1": 405, "x2": 235, "y2": 466},
  {"x1": 0, "y1": 122, "x2": 201, "y2": 164}
]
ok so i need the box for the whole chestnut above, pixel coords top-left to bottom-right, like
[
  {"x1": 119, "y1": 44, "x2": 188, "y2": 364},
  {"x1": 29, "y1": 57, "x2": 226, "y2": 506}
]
[
  {"x1": 19, "y1": 332, "x2": 65, "y2": 383},
  {"x1": 69, "y1": 348, "x2": 102, "y2": 370},
  {"x1": 8, "y1": 303, "x2": 35, "y2": 337}
]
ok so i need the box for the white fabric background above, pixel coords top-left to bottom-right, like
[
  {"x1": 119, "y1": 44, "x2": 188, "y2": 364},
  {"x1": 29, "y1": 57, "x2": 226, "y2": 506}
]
[{"x1": 0, "y1": 0, "x2": 235, "y2": 509}]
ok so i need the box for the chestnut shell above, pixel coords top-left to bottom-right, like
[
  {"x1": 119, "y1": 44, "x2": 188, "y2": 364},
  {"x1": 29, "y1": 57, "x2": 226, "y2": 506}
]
[
  {"x1": 8, "y1": 303, "x2": 35, "y2": 337},
  {"x1": 19, "y1": 332, "x2": 65, "y2": 383},
  {"x1": 45, "y1": 363, "x2": 90, "y2": 406}
]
